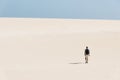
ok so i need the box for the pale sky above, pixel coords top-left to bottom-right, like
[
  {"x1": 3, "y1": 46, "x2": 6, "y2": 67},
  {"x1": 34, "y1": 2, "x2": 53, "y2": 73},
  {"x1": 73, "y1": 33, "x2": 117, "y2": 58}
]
[{"x1": 0, "y1": 0, "x2": 120, "y2": 19}]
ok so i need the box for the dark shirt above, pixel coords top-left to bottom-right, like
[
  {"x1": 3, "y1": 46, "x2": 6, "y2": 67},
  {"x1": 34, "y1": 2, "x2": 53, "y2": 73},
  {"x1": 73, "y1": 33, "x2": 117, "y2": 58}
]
[{"x1": 85, "y1": 49, "x2": 90, "y2": 55}]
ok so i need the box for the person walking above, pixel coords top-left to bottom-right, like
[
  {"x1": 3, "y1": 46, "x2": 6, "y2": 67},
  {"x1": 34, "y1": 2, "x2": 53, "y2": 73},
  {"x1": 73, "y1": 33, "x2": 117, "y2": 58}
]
[{"x1": 84, "y1": 46, "x2": 90, "y2": 63}]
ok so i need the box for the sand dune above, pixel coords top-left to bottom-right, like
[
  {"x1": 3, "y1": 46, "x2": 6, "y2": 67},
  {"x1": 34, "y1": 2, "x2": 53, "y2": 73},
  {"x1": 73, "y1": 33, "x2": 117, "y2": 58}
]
[{"x1": 0, "y1": 18, "x2": 120, "y2": 80}]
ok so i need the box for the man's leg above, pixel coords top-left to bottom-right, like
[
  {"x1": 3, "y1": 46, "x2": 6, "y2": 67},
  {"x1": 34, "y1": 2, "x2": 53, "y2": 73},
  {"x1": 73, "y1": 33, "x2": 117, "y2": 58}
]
[{"x1": 85, "y1": 55, "x2": 88, "y2": 63}]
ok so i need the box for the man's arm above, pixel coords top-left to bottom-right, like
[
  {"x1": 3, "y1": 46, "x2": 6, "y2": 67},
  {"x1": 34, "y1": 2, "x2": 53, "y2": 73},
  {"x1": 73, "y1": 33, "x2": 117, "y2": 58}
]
[{"x1": 89, "y1": 49, "x2": 90, "y2": 56}]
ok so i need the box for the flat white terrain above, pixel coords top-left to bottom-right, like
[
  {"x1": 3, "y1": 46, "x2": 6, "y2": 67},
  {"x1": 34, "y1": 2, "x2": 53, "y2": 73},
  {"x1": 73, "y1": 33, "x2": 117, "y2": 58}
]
[{"x1": 0, "y1": 18, "x2": 120, "y2": 80}]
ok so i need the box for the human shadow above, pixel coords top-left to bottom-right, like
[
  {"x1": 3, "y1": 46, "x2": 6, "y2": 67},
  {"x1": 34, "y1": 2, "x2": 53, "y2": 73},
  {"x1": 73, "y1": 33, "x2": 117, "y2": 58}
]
[{"x1": 69, "y1": 62, "x2": 84, "y2": 64}]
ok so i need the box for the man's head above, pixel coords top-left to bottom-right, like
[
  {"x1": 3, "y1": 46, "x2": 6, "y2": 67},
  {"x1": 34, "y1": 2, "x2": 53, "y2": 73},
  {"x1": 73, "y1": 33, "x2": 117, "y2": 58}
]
[{"x1": 86, "y1": 46, "x2": 88, "y2": 49}]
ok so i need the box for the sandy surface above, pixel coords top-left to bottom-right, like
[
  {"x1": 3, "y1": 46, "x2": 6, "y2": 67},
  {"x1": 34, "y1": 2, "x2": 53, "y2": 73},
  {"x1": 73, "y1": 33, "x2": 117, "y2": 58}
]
[{"x1": 0, "y1": 18, "x2": 120, "y2": 80}]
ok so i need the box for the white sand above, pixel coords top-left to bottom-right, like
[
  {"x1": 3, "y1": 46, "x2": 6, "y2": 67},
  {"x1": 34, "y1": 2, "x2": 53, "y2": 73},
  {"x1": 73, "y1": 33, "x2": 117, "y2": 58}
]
[{"x1": 0, "y1": 18, "x2": 120, "y2": 80}]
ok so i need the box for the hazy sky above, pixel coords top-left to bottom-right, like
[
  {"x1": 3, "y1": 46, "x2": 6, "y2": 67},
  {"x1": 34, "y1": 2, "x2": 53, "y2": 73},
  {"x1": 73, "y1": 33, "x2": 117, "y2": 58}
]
[{"x1": 0, "y1": 0, "x2": 120, "y2": 19}]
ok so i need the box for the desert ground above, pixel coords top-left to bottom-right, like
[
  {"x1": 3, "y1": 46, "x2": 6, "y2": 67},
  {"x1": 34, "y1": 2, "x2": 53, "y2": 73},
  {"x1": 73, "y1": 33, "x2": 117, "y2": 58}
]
[{"x1": 0, "y1": 18, "x2": 120, "y2": 80}]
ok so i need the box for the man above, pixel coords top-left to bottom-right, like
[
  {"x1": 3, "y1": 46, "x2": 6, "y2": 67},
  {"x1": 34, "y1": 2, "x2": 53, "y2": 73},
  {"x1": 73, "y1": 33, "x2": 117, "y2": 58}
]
[{"x1": 84, "y1": 46, "x2": 90, "y2": 63}]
